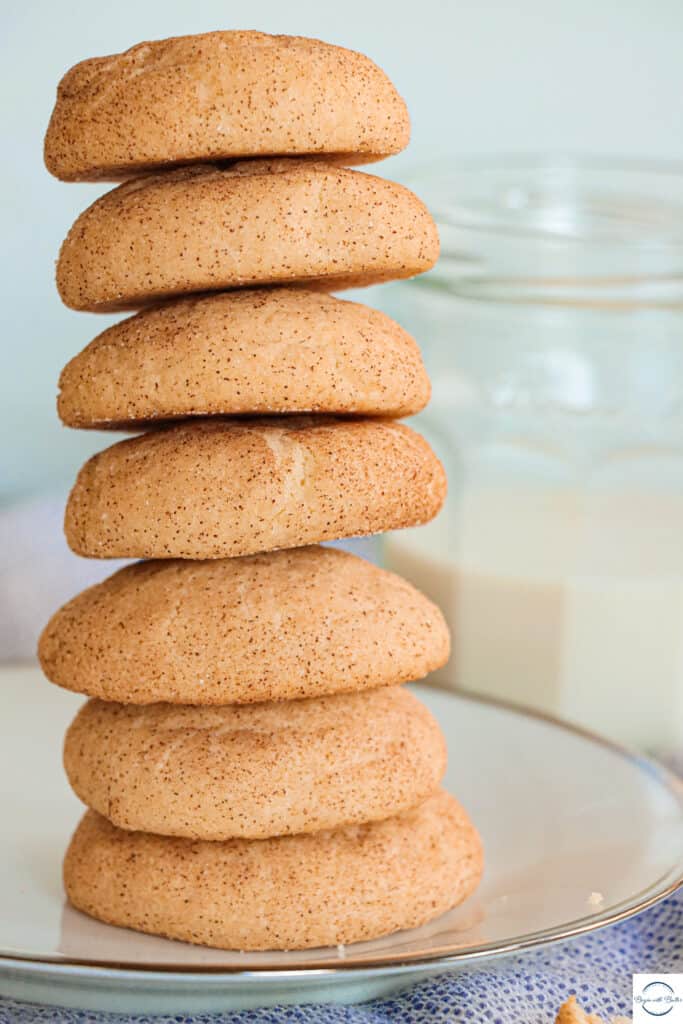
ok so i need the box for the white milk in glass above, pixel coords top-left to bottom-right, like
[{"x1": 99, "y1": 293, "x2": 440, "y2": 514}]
[{"x1": 385, "y1": 484, "x2": 683, "y2": 751}]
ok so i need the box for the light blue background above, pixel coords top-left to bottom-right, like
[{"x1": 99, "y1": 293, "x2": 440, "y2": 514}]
[{"x1": 2, "y1": 0, "x2": 683, "y2": 500}]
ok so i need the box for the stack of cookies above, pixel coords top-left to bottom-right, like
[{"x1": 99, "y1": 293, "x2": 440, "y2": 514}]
[{"x1": 39, "y1": 30, "x2": 483, "y2": 951}]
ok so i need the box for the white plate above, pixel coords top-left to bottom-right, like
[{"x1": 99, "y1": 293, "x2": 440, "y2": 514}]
[{"x1": 1, "y1": 665, "x2": 682, "y2": 1013}]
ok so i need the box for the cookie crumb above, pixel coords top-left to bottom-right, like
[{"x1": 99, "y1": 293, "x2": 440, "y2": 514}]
[{"x1": 555, "y1": 994, "x2": 630, "y2": 1024}]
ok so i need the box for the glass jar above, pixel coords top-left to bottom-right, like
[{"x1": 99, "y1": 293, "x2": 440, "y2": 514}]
[{"x1": 379, "y1": 159, "x2": 683, "y2": 753}]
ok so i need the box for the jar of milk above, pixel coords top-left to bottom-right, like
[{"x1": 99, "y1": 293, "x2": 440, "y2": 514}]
[{"x1": 379, "y1": 159, "x2": 683, "y2": 753}]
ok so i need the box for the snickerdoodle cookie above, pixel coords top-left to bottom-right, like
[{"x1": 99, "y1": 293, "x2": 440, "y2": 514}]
[
  {"x1": 56, "y1": 160, "x2": 439, "y2": 311},
  {"x1": 57, "y1": 289, "x2": 429, "y2": 428},
  {"x1": 64, "y1": 417, "x2": 446, "y2": 559},
  {"x1": 45, "y1": 31, "x2": 410, "y2": 182},
  {"x1": 64, "y1": 790, "x2": 483, "y2": 950},
  {"x1": 63, "y1": 687, "x2": 446, "y2": 839},
  {"x1": 39, "y1": 546, "x2": 449, "y2": 704}
]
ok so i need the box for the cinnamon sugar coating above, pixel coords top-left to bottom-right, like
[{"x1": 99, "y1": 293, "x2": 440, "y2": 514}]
[
  {"x1": 39, "y1": 546, "x2": 450, "y2": 704},
  {"x1": 45, "y1": 31, "x2": 410, "y2": 181},
  {"x1": 64, "y1": 687, "x2": 447, "y2": 839},
  {"x1": 56, "y1": 161, "x2": 439, "y2": 311},
  {"x1": 57, "y1": 289, "x2": 430, "y2": 427},
  {"x1": 64, "y1": 417, "x2": 447, "y2": 560},
  {"x1": 64, "y1": 791, "x2": 483, "y2": 950}
]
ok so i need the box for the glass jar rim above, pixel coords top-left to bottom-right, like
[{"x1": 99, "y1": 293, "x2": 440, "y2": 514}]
[
  {"x1": 401, "y1": 155, "x2": 683, "y2": 307},
  {"x1": 403, "y1": 154, "x2": 683, "y2": 245}
]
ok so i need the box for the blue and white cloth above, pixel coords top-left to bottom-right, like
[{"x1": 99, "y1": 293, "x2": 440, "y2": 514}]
[{"x1": 1, "y1": 890, "x2": 681, "y2": 1023}]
